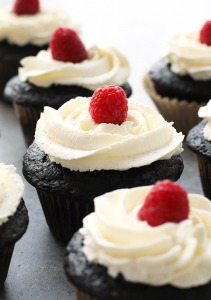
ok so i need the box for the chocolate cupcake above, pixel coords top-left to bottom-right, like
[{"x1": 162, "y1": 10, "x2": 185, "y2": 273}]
[
  {"x1": 23, "y1": 86, "x2": 184, "y2": 243},
  {"x1": 186, "y1": 100, "x2": 211, "y2": 199},
  {"x1": 143, "y1": 21, "x2": 211, "y2": 135},
  {"x1": 0, "y1": 0, "x2": 76, "y2": 101},
  {"x1": 4, "y1": 28, "x2": 132, "y2": 146},
  {"x1": 0, "y1": 163, "x2": 28, "y2": 286},
  {"x1": 65, "y1": 182, "x2": 211, "y2": 300}
]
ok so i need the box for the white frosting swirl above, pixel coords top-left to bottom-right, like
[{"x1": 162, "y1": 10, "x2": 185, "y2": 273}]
[
  {"x1": 0, "y1": 8, "x2": 77, "y2": 46},
  {"x1": 0, "y1": 163, "x2": 24, "y2": 226},
  {"x1": 81, "y1": 186, "x2": 211, "y2": 288},
  {"x1": 165, "y1": 32, "x2": 211, "y2": 80},
  {"x1": 19, "y1": 46, "x2": 130, "y2": 89},
  {"x1": 35, "y1": 96, "x2": 184, "y2": 171},
  {"x1": 198, "y1": 99, "x2": 211, "y2": 140}
]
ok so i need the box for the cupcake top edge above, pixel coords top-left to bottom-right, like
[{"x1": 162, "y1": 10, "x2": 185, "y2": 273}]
[
  {"x1": 80, "y1": 181, "x2": 211, "y2": 288},
  {"x1": 0, "y1": 163, "x2": 24, "y2": 226},
  {"x1": 34, "y1": 86, "x2": 184, "y2": 172}
]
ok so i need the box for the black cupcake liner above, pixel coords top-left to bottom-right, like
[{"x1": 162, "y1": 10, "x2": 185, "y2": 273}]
[
  {"x1": 0, "y1": 63, "x2": 18, "y2": 101},
  {"x1": 13, "y1": 102, "x2": 42, "y2": 146},
  {"x1": 0, "y1": 245, "x2": 15, "y2": 286},
  {"x1": 36, "y1": 190, "x2": 94, "y2": 244},
  {"x1": 196, "y1": 155, "x2": 211, "y2": 200},
  {"x1": 75, "y1": 288, "x2": 98, "y2": 300}
]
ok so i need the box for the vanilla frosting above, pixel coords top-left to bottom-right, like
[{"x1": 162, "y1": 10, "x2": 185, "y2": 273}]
[
  {"x1": 81, "y1": 186, "x2": 211, "y2": 288},
  {"x1": 165, "y1": 31, "x2": 211, "y2": 80},
  {"x1": 0, "y1": 8, "x2": 77, "y2": 46},
  {"x1": 35, "y1": 96, "x2": 184, "y2": 172},
  {"x1": 0, "y1": 163, "x2": 24, "y2": 226},
  {"x1": 19, "y1": 46, "x2": 130, "y2": 89},
  {"x1": 198, "y1": 100, "x2": 211, "y2": 140}
]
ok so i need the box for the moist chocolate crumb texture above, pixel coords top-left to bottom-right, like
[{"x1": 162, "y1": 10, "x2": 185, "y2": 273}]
[
  {"x1": 143, "y1": 24, "x2": 211, "y2": 134},
  {"x1": 0, "y1": 163, "x2": 28, "y2": 285},
  {"x1": 23, "y1": 94, "x2": 184, "y2": 243},
  {"x1": 0, "y1": 3, "x2": 76, "y2": 99},
  {"x1": 65, "y1": 186, "x2": 211, "y2": 300}
]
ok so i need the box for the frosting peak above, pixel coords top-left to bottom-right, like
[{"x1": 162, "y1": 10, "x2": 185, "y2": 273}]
[
  {"x1": 19, "y1": 46, "x2": 130, "y2": 88},
  {"x1": 81, "y1": 186, "x2": 211, "y2": 288},
  {"x1": 0, "y1": 163, "x2": 24, "y2": 225},
  {"x1": 35, "y1": 96, "x2": 184, "y2": 171},
  {"x1": 165, "y1": 31, "x2": 211, "y2": 80}
]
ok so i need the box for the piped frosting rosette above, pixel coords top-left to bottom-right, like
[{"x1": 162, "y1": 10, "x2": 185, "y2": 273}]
[
  {"x1": 165, "y1": 32, "x2": 211, "y2": 80},
  {"x1": 19, "y1": 46, "x2": 130, "y2": 88},
  {"x1": 35, "y1": 97, "x2": 184, "y2": 171},
  {"x1": 81, "y1": 186, "x2": 211, "y2": 288},
  {"x1": 0, "y1": 8, "x2": 77, "y2": 46},
  {"x1": 0, "y1": 163, "x2": 24, "y2": 225}
]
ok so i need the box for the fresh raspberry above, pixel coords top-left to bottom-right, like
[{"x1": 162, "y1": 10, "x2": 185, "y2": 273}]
[
  {"x1": 13, "y1": 0, "x2": 40, "y2": 15},
  {"x1": 137, "y1": 180, "x2": 189, "y2": 226},
  {"x1": 50, "y1": 28, "x2": 87, "y2": 63},
  {"x1": 200, "y1": 21, "x2": 211, "y2": 45},
  {"x1": 89, "y1": 86, "x2": 128, "y2": 125}
]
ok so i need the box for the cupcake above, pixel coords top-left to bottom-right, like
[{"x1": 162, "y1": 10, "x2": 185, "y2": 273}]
[
  {"x1": 65, "y1": 180, "x2": 211, "y2": 300},
  {"x1": 23, "y1": 85, "x2": 184, "y2": 244},
  {"x1": 0, "y1": 0, "x2": 76, "y2": 101},
  {"x1": 186, "y1": 100, "x2": 211, "y2": 200},
  {"x1": 4, "y1": 27, "x2": 132, "y2": 146},
  {"x1": 143, "y1": 21, "x2": 211, "y2": 135},
  {"x1": 0, "y1": 163, "x2": 28, "y2": 286}
]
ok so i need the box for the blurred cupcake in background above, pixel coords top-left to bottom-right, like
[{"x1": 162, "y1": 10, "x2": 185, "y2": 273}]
[
  {"x1": 0, "y1": 163, "x2": 28, "y2": 286},
  {"x1": 143, "y1": 21, "x2": 211, "y2": 135},
  {"x1": 0, "y1": 0, "x2": 77, "y2": 101},
  {"x1": 186, "y1": 100, "x2": 211, "y2": 200},
  {"x1": 4, "y1": 27, "x2": 132, "y2": 146}
]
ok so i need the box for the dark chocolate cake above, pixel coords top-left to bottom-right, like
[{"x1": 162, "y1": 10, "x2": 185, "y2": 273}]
[
  {"x1": 22, "y1": 142, "x2": 183, "y2": 243},
  {"x1": 186, "y1": 120, "x2": 211, "y2": 199},
  {"x1": 4, "y1": 75, "x2": 132, "y2": 108},
  {"x1": 149, "y1": 59, "x2": 211, "y2": 103},
  {"x1": 0, "y1": 40, "x2": 48, "y2": 101},
  {"x1": 64, "y1": 232, "x2": 211, "y2": 300},
  {"x1": 0, "y1": 199, "x2": 28, "y2": 285}
]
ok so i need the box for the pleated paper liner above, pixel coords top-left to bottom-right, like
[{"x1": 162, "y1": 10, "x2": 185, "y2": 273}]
[
  {"x1": 13, "y1": 102, "x2": 42, "y2": 146},
  {"x1": 0, "y1": 63, "x2": 19, "y2": 103},
  {"x1": 75, "y1": 288, "x2": 98, "y2": 300},
  {"x1": 143, "y1": 74, "x2": 205, "y2": 135},
  {"x1": 196, "y1": 154, "x2": 211, "y2": 200},
  {"x1": 36, "y1": 190, "x2": 94, "y2": 244},
  {"x1": 0, "y1": 245, "x2": 15, "y2": 286}
]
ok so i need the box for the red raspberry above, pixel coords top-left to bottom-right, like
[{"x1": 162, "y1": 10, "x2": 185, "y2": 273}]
[
  {"x1": 137, "y1": 180, "x2": 189, "y2": 226},
  {"x1": 89, "y1": 86, "x2": 128, "y2": 125},
  {"x1": 200, "y1": 21, "x2": 211, "y2": 45},
  {"x1": 14, "y1": 0, "x2": 40, "y2": 15},
  {"x1": 50, "y1": 28, "x2": 87, "y2": 63}
]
